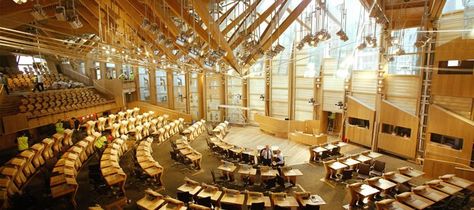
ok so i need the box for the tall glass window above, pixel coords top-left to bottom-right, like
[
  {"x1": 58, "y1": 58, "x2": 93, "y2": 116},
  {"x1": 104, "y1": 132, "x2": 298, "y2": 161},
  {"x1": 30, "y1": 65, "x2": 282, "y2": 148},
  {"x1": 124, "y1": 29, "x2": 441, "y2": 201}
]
[
  {"x1": 105, "y1": 63, "x2": 116, "y2": 79},
  {"x1": 155, "y1": 69, "x2": 167, "y2": 107},
  {"x1": 294, "y1": 47, "x2": 320, "y2": 120},
  {"x1": 206, "y1": 73, "x2": 222, "y2": 122},
  {"x1": 173, "y1": 72, "x2": 186, "y2": 113},
  {"x1": 138, "y1": 67, "x2": 150, "y2": 101},
  {"x1": 248, "y1": 59, "x2": 265, "y2": 124},
  {"x1": 226, "y1": 76, "x2": 244, "y2": 124},
  {"x1": 95, "y1": 62, "x2": 101, "y2": 80},
  {"x1": 189, "y1": 72, "x2": 200, "y2": 120},
  {"x1": 388, "y1": 27, "x2": 420, "y2": 75}
]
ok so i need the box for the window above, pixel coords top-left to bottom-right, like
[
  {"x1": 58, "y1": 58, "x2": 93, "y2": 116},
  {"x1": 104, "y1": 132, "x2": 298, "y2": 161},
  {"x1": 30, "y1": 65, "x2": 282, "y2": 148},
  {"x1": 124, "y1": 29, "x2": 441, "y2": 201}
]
[
  {"x1": 95, "y1": 62, "x2": 101, "y2": 80},
  {"x1": 206, "y1": 72, "x2": 222, "y2": 122},
  {"x1": 226, "y1": 76, "x2": 244, "y2": 123},
  {"x1": 121, "y1": 64, "x2": 132, "y2": 80},
  {"x1": 388, "y1": 27, "x2": 421, "y2": 75},
  {"x1": 138, "y1": 67, "x2": 150, "y2": 101},
  {"x1": 248, "y1": 59, "x2": 265, "y2": 124},
  {"x1": 105, "y1": 63, "x2": 116, "y2": 79},
  {"x1": 155, "y1": 69, "x2": 167, "y2": 106},
  {"x1": 16, "y1": 55, "x2": 48, "y2": 74},
  {"x1": 189, "y1": 72, "x2": 200, "y2": 120},
  {"x1": 173, "y1": 72, "x2": 186, "y2": 113},
  {"x1": 438, "y1": 60, "x2": 474, "y2": 74},
  {"x1": 381, "y1": 123, "x2": 411, "y2": 138},
  {"x1": 431, "y1": 133, "x2": 463, "y2": 150},
  {"x1": 348, "y1": 117, "x2": 370, "y2": 129},
  {"x1": 78, "y1": 61, "x2": 85, "y2": 75}
]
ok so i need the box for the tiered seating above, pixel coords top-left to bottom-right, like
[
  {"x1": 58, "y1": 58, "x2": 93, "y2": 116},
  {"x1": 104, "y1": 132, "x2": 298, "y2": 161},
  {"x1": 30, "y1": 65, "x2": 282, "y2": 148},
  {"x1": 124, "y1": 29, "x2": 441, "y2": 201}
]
[
  {"x1": 0, "y1": 135, "x2": 61, "y2": 208},
  {"x1": 137, "y1": 189, "x2": 185, "y2": 210},
  {"x1": 212, "y1": 121, "x2": 230, "y2": 140},
  {"x1": 100, "y1": 136, "x2": 128, "y2": 196},
  {"x1": 49, "y1": 135, "x2": 95, "y2": 208},
  {"x1": 206, "y1": 122, "x2": 256, "y2": 164},
  {"x1": 18, "y1": 88, "x2": 110, "y2": 118},
  {"x1": 182, "y1": 119, "x2": 206, "y2": 141},
  {"x1": 5, "y1": 71, "x2": 80, "y2": 92},
  {"x1": 170, "y1": 138, "x2": 202, "y2": 169},
  {"x1": 136, "y1": 137, "x2": 164, "y2": 186}
]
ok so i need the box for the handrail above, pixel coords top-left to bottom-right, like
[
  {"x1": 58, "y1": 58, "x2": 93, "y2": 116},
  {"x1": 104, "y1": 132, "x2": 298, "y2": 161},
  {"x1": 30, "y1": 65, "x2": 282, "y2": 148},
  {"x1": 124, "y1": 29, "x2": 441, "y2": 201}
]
[
  {"x1": 92, "y1": 80, "x2": 115, "y2": 98},
  {"x1": 61, "y1": 66, "x2": 91, "y2": 86}
]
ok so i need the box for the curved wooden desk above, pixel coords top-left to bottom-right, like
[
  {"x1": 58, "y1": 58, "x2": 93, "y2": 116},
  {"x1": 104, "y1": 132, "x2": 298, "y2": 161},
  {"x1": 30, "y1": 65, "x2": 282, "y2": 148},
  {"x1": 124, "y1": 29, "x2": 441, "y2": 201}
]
[
  {"x1": 288, "y1": 132, "x2": 327, "y2": 145},
  {"x1": 254, "y1": 114, "x2": 322, "y2": 140}
]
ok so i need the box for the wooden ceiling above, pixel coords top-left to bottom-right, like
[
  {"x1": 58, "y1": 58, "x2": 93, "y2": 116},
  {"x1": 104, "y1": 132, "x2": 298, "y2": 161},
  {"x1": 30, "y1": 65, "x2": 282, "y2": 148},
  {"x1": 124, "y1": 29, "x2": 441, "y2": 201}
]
[
  {"x1": 359, "y1": 0, "x2": 447, "y2": 29},
  {"x1": 0, "y1": 0, "x2": 449, "y2": 74}
]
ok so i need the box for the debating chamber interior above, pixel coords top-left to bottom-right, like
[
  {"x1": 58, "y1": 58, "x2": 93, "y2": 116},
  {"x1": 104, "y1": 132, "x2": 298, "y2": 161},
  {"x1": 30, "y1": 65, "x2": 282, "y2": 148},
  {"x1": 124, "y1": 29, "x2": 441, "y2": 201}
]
[{"x1": 0, "y1": 0, "x2": 473, "y2": 209}]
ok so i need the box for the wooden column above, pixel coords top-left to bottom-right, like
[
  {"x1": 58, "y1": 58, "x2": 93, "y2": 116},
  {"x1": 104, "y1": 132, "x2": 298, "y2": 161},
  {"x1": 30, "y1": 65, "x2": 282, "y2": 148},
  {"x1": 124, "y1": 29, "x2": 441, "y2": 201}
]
[
  {"x1": 185, "y1": 72, "x2": 191, "y2": 114},
  {"x1": 220, "y1": 74, "x2": 226, "y2": 122},
  {"x1": 242, "y1": 78, "x2": 249, "y2": 122},
  {"x1": 149, "y1": 68, "x2": 157, "y2": 104},
  {"x1": 167, "y1": 70, "x2": 174, "y2": 109},
  {"x1": 198, "y1": 73, "x2": 205, "y2": 120},
  {"x1": 288, "y1": 47, "x2": 296, "y2": 120},
  {"x1": 264, "y1": 58, "x2": 271, "y2": 116}
]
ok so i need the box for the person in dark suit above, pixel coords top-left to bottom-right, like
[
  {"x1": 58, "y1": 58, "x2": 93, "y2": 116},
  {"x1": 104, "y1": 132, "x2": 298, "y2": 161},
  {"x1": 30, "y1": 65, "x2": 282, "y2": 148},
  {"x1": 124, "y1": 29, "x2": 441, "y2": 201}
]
[{"x1": 260, "y1": 145, "x2": 273, "y2": 166}]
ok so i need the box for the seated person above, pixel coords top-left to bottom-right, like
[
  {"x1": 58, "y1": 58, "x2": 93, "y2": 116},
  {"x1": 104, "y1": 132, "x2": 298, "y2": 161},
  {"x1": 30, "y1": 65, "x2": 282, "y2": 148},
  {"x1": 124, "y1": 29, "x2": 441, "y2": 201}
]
[
  {"x1": 272, "y1": 150, "x2": 284, "y2": 167},
  {"x1": 260, "y1": 145, "x2": 273, "y2": 166}
]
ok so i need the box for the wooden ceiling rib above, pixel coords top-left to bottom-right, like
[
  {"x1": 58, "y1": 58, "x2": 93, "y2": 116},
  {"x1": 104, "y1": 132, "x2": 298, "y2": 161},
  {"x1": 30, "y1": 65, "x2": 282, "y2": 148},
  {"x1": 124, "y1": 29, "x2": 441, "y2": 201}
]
[
  {"x1": 221, "y1": 0, "x2": 262, "y2": 36},
  {"x1": 359, "y1": 0, "x2": 447, "y2": 29},
  {"x1": 191, "y1": 0, "x2": 242, "y2": 73}
]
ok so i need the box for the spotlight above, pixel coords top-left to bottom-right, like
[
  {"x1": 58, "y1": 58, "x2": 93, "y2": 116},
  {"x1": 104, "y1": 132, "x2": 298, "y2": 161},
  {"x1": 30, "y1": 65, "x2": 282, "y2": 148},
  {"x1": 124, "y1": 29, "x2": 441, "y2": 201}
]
[
  {"x1": 31, "y1": 4, "x2": 48, "y2": 21},
  {"x1": 395, "y1": 47, "x2": 405, "y2": 55},
  {"x1": 188, "y1": 47, "x2": 200, "y2": 59},
  {"x1": 316, "y1": 29, "x2": 331, "y2": 41},
  {"x1": 336, "y1": 29, "x2": 348, "y2": 42},
  {"x1": 141, "y1": 18, "x2": 151, "y2": 30},
  {"x1": 357, "y1": 42, "x2": 367, "y2": 50},
  {"x1": 204, "y1": 59, "x2": 215, "y2": 70},
  {"x1": 55, "y1": 6, "x2": 67, "y2": 21},
  {"x1": 68, "y1": 15, "x2": 83, "y2": 29},
  {"x1": 365, "y1": 36, "x2": 377, "y2": 47},
  {"x1": 13, "y1": 0, "x2": 28, "y2": 4},
  {"x1": 176, "y1": 36, "x2": 186, "y2": 47}
]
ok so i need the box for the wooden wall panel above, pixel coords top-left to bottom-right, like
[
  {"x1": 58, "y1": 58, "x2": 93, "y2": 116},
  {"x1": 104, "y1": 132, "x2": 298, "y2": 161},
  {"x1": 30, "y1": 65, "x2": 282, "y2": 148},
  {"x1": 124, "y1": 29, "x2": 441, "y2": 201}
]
[
  {"x1": 385, "y1": 75, "x2": 420, "y2": 115},
  {"x1": 432, "y1": 95, "x2": 473, "y2": 119},
  {"x1": 345, "y1": 96, "x2": 375, "y2": 147},
  {"x1": 377, "y1": 100, "x2": 419, "y2": 159},
  {"x1": 351, "y1": 70, "x2": 377, "y2": 108},
  {"x1": 426, "y1": 105, "x2": 474, "y2": 165},
  {"x1": 436, "y1": 11, "x2": 465, "y2": 46},
  {"x1": 432, "y1": 37, "x2": 474, "y2": 98},
  {"x1": 423, "y1": 158, "x2": 473, "y2": 183}
]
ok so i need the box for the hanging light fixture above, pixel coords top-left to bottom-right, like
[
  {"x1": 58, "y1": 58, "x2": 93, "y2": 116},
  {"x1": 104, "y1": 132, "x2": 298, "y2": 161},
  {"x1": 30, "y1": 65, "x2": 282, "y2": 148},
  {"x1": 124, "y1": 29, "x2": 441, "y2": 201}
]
[
  {"x1": 31, "y1": 4, "x2": 48, "y2": 21},
  {"x1": 55, "y1": 1, "x2": 67, "y2": 21},
  {"x1": 13, "y1": 0, "x2": 28, "y2": 4}
]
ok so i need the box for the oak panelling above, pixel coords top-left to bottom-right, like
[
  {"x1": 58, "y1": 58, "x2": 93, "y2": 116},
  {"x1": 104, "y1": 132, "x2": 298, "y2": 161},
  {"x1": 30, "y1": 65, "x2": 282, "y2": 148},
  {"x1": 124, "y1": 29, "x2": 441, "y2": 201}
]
[
  {"x1": 436, "y1": 11, "x2": 465, "y2": 46},
  {"x1": 423, "y1": 158, "x2": 473, "y2": 185},
  {"x1": 432, "y1": 95, "x2": 473, "y2": 119},
  {"x1": 385, "y1": 75, "x2": 420, "y2": 115},
  {"x1": 432, "y1": 38, "x2": 474, "y2": 98},
  {"x1": 345, "y1": 96, "x2": 375, "y2": 147},
  {"x1": 426, "y1": 105, "x2": 474, "y2": 166},
  {"x1": 377, "y1": 100, "x2": 419, "y2": 159}
]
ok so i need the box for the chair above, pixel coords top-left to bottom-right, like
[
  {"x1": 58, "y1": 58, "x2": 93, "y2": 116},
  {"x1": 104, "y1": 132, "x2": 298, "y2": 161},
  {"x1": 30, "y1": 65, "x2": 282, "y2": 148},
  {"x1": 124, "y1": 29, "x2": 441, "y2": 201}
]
[
  {"x1": 305, "y1": 204, "x2": 321, "y2": 210},
  {"x1": 196, "y1": 196, "x2": 212, "y2": 208},
  {"x1": 250, "y1": 202, "x2": 265, "y2": 210},
  {"x1": 357, "y1": 163, "x2": 371, "y2": 179},
  {"x1": 176, "y1": 191, "x2": 193, "y2": 204},
  {"x1": 341, "y1": 168, "x2": 354, "y2": 181},
  {"x1": 330, "y1": 146, "x2": 341, "y2": 157},
  {"x1": 220, "y1": 203, "x2": 241, "y2": 210},
  {"x1": 274, "y1": 205, "x2": 290, "y2": 210},
  {"x1": 370, "y1": 160, "x2": 385, "y2": 177}
]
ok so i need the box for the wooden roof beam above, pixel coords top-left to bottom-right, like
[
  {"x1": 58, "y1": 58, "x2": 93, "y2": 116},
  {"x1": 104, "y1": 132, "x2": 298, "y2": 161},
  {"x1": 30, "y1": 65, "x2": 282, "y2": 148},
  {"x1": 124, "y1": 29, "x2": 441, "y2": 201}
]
[
  {"x1": 229, "y1": 0, "x2": 284, "y2": 48},
  {"x1": 257, "y1": 0, "x2": 290, "y2": 45},
  {"x1": 143, "y1": 0, "x2": 205, "y2": 68},
  {"x1": 244, "y1": 0, "x2": 312, "y2": 66},
  {"x1": 221, "y1": 0, "x2": 262, "y2": 35},
  {"x1": 115, "y1": 0, "x2": 178, "y2": 61},
  {"x1": 190, "y1": 0, "x2": 242, "y2": 73},
  {"x1": 217, "y1": 1, "x2": 239, "y2": 24}
]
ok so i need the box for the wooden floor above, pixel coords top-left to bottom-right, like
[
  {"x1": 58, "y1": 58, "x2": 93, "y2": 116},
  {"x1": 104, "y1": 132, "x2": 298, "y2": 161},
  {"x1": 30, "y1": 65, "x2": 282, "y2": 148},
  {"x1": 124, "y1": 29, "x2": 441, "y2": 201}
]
[{"x1": 224, "y1": 126, "x2": 364, "y2": 166}]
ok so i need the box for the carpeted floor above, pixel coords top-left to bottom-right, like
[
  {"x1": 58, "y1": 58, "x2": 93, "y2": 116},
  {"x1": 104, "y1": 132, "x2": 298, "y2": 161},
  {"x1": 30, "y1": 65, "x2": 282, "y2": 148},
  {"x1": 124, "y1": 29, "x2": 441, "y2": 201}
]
[{"x1": 4, "y1": 125, "x2": 473, "y2": 210}]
